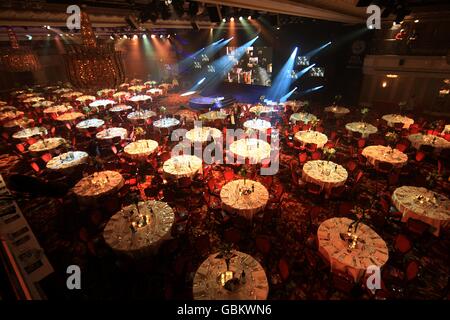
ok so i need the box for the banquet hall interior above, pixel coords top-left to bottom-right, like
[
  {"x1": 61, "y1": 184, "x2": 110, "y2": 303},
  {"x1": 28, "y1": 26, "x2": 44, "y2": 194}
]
[{"x1": 0, "y1": 0, "x2": 449, "y2": 302}]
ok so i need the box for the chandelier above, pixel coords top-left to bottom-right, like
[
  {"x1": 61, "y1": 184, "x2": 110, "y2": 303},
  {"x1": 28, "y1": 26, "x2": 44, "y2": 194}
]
[
  {"x1": 0, "y1": 28, "x2": 40, "y2": 72},
  {"x1": 64, "y1": 11, "x2": 125, "y2": 89}
]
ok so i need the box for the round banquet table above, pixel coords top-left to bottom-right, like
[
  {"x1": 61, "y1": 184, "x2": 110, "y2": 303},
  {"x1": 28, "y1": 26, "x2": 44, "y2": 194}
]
[
  {"x1": 294, "y1": 130, "x2": 328, "y2": 149},
  {"x1": 76, "y1": 95, "x2": 96, "y2": 103},
  {"x1": 129, "y1": 94, "x2": 152, "y2": 102},
  {"x1": 28, "y1": 137, "x2": 67, "y2": 153},
  {"x1": 0, "y1": 110, "x2": 24, "y2": 122},
  {"x1": 103, "y1": 201, "x2": 174, "y2": 257},
  {"x1": 199, "y1": 111, "x2": 228, "y2": 121},
  {"x1": 89, "y1": 99, "x2": 115, "y2": 108},
  {"x1": 163, "y1": 155, "x2": 203, "y2": 179},
  {"x1": 185, "y1": 127, "x2": 222, "y2": 143},
  {"x1": 382, "y1": 114, "x2": 414, "y2": 129},
  {"x1": 56, "y1": 112, "x2": 84, "y2": 122},
  {"x1": 362, "y1": 145, "x2": 408, "y2": 169},
  {"x1": 32, "y1": 100, "x2": 54, "y2": 108},
  {"x1": 229, "y1": 138, "x2": 271, "y2": 163},
  {"x1": 146, "y1": 88, "x2": 163, "y2": 96},
  {"x1": 23, "y1": 96, "x2": 44, "y2": 104},
  {"x1": 96, "y1": 127, "x2": 127, "y2": 140},
  {"x1": 392, "y1": 186, "x2": 450, "y2": 236},
  {"x1": 302, "y1": 160, "x2": 348, "y2": 191},
  {"x1": 175, "y1": 109, "x2": 198, "y2": 122},
  {"x1": 153, "y1": 117, "x2": 180, "y2": 129},
  {"x1": 97, "y1": 89, "x2": 115, "y2": 97},
  {"x1": 408, "y1": 133, "x2": 450, "y2": 152},
  {"x1": 124, "y1": 139, "x2": 158, "y2": 161},
  {"x1": 345, "y1": 122, "x2": 378, "y2": 138},
  {"x1": 220, "y1": 179, "x2": 269, "y2": 219},
  {"x1": 243, "y1": 119, "x2": 272, "y2": 131},
  {"x1": 249, "y1": 105, "x2": 276, "y2": 114},
  {"x1": 3, "y1": 118, "x2": 34, "y2": 129},
  {"x1": 290, "y1": 112, "x2": 317, "y2": 124},
  {"x1": 76, "y1": 118, "x2": 105, "y2": 131},
  {"x1": 324, "y1": 106, "x2": 350, "y2": 117},
  {"x1": 317, "y1": 217, "x2": 389, "y2": 282},
  {"x1": 43, "y1": 104, "x2": 72, "y2": 114},
  {"x1": 61, "y1": 91, "x2": 82, "y2": 99},
  {"x1": 73, "y1": 170, "x2": 124, "y2": 200},
  {"x1": 109, "y1": 104, "x2": 132, "y2": 113},
  {"x1": 46, "y1": 151, "x2": 89, "y2": 171},
  {"x1": 12, "y1": 127, "x2": 47, "y2": 140},
  {"x1": 193, "y1": 250, "x2": 269, "y2": 300},
  {"x1": 127, "y1": 110, "x2": 156, "y2": 122}
]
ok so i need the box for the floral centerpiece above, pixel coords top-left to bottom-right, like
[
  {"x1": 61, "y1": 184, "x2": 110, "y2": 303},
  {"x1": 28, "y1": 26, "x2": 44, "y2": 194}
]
[
  {"x1": 342, "y1": 206, "x2": 370, "y2": 249},
  {"x1": 385, "y1": 131, "x2": 398, "y2": 148},
  {"x1": 159, "y1": 106, "x2": 167, "y2": 118},
  {"x1": 323, "y1": 146, "x2": 336, "y2": 161},
  {"x1": 360, "y1": 107, "x2": 369, "y2": 121}
]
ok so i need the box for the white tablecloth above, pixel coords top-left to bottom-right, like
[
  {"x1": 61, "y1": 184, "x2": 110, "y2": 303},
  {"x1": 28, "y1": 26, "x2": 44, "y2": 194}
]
[
  {"x1": 96, "y1": 127, "x2": 127, "y2": 140},
  {"x1": 345, "y1": 122, "x2": 378, "y2": 138},
  {"x1": 294, "y1": 130, "x2": 328, "y2": 148},
  {"x1": 12, "y1": 127, "x2": 47, "y2": 140},
  {"x1": 185, "y1": 127, "x2": 222, "y2": 143},
  {"x1": 73, "y1": 171, "x2": 124, "y2": 199},
  {"x1": 103, "y1": 201, "x2": 174, "y2": 256},
  {"x1": 76, "y1": 118, "x2": 105, "y2": 130},
  {"x1": 46, "y1": 151, "x2": 89, "y2": 171},
  {"x1": 76, "y1": 95, "x2": 96, "y2": 103},
  {"x1": 362, "y1": 145, "x2": 408, "y2": 168},
  {"x1": 28, "y1": 137, "x2": 67, "y2": 153},
  {"x1": 229, "y1": 139, "x2": 271, "y2": 163},
  {"x1": 0, "y1": 110, "x2": 24, "y2": 122},
  {"x1": 243, "y1": 119, "x2": 272, "y2": 131},
  {"x1": 129, "y1": 94, "x2": 152, "y2": 102},
  {"x1": 249, "y1": 105, "x2": 276, "y2": 114},
  {"x1": 124, "y1": 139, "x2": 158, "y2": 160},
  {"x1": 324, "y1": 106, "x2": 350, "y2": 117},
  {"x1": 56, "y1": 112, "x2": 84, "y2": 122},
  {"x1": 89, "y1": 99, "x2": 115, "y2": 108},
  {"x1": 109, "y1": 104, "x2": 133, "y2": 112},
  {"x1": 220, "y1": 179, "x2": 269, "y2": 219},
  {"x1": 408, "y1": 134, "x2": 450, "y2": 152},
  {"x1": 43, "y1": 104, "x2": 72, "y2": 114},
  {"x1": 153, "y1": 118, "x2": 180, "y2": 129},
  {"x1": 382, "y1": 114, "x2": 414, "y2": 129},
  {"x1": 442, "y1": 125, "x2": 450, "y2": 135},
  {"x1": 302, "y1": 160, "x2": 348, "y2": 191},
  {"x1": 392, "y1": 186, "x2": 450, "y2": 236},
  {"x1": 193, "y1": 250, "x2": 269, "y2": 300},
  {"x1": 163, "y1": 155, "x2": 203, "y2": 179},
  {"x1": 199, "y1": 111, "x2": 228, "y2": 121},
  {"x1": 290, "y1": 112, "x2": 317, "y2": 124},
  {"x1": 127, "y1": 110, "x2": 156, "y2": 122},
  {"x1": 318, "y1": 218, "x2": 389, "y2": 282}
]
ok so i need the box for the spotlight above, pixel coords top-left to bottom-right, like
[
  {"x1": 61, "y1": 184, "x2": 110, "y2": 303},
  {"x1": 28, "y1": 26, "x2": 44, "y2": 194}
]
[
  {"x1": 276, "y1": 26, "x2": 280, "y2": 30},
  {"x1": 248, "y1": 16, "x2": 252, "y2": 20},
  {"x1": 142, "y1": 34, "x2": 147, "y2": 39},
  {"x1": 151, "y1": 34, "x2": 156, "y2": 38},
  {"x1": 230, "y1": 17, "x2": 234, "y2": 22},
  {"x1": 123, "y1": 35, "x2": 128, "y2": 39},
  {"x1": 59, "y1": 33, "x2": 63, "y2": 36},
  {"x1": 46, "y1": 25, "x2": 51, "y2": 29},
  {"x1": 133, "y1": 34, "x2": 138, "y2": 39},
  {"x1": 414, "y1": 19, "x2": 419, "y2": 23},
  {"x1": 167, "y1": 34, "x2": 170, "y2": 38},
  {"x1": 47, "y1": 34, "x2": 51, "y2": 37},
  {"x1": 222, "y1": 18, "x2": 226, "y2": 22},
  {"x1": 26, "y1": 35, "x2": 32, "y2": 40},
  {"x1": 160, "y1": 34, "x2": 163, "y2": 38},
  {"x1": 110, "y1": 35, "x2": 114, "y2": 40},
  {"x1": 239, "y1": 16, "x2": 243, "y2": 21}
]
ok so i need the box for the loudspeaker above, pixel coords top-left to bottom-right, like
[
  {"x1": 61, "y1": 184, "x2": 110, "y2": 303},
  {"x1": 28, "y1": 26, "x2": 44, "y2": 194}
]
[{"x1": 207, "y1": 5, "x2": 221, "y2": 23}]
